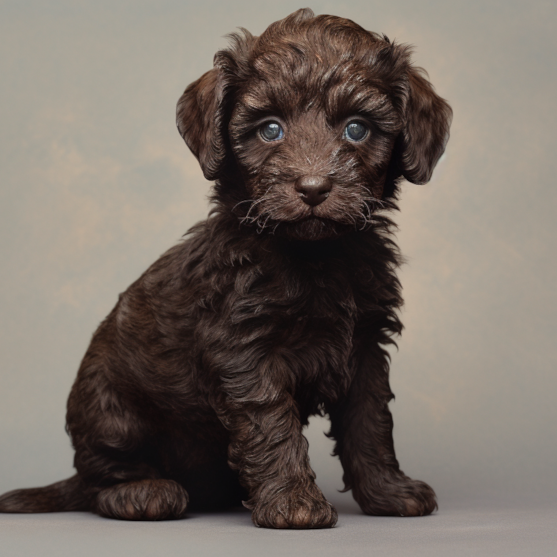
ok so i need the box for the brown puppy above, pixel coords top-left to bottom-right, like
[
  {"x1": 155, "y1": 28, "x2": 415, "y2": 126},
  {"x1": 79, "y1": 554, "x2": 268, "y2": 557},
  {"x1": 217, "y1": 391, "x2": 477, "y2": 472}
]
[{"x1": 0, "y1": 9, "x2": 452, "y2": 528}]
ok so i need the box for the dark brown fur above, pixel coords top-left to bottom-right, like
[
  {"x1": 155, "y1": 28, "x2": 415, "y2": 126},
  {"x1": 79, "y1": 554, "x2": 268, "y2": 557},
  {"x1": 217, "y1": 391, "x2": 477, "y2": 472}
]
[{"x1": 0, "y1": 9, "x2": 452, "y2": 528}]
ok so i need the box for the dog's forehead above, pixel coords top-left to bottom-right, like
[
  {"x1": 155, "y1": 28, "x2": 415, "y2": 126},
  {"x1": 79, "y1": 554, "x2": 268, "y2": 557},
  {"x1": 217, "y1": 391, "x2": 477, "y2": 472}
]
[
  {"x1": 236, "y1": 49, "x2": 394, "y2": 124},
  {"x1": 250, "y1": 35, "x2": 372, "y2": 83},
  {"x1": 230, "y1": 20, "x2": 401, "y2": 118}
]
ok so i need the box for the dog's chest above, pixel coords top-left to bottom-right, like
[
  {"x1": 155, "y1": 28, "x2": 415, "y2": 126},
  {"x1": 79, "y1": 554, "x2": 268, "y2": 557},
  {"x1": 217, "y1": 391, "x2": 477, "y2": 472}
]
[{"x1": 226, "y1": 258, "x2": 358, "y2": 398}]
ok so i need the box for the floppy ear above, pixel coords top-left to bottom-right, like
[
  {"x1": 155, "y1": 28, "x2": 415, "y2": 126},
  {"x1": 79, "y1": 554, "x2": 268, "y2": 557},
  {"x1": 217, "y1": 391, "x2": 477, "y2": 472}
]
[
  {"x1": 398, "y1": 68, "x2": 453, "y2": 185},
  {"x1": 176, "y1": 68, "x2": 228, "y2": 181},
  {"x1": 176, "y1": 30, "x2": 255, "y2": 181}
]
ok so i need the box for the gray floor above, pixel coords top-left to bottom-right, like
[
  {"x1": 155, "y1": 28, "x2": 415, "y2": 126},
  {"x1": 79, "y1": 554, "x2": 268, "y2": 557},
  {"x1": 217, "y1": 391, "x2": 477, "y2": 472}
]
[{"x1": 2, "y1": 499, "x2": 556, "y2": 557}]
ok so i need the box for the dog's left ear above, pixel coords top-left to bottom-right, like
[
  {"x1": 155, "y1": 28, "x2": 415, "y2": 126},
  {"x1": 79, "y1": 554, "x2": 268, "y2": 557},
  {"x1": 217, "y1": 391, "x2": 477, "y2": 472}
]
[{"x1": 397, "y1": 68, "x2": 453, "y2": 185}]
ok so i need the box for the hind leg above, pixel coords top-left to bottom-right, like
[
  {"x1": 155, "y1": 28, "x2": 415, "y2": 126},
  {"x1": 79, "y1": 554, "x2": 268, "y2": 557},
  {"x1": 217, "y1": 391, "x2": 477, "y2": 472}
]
[
  {"x1": 67, "y1": 352, "x2": 189, "y2": 521},
  {"x1": 95, "y1": 479, "x2": 188, "y2": 520}
]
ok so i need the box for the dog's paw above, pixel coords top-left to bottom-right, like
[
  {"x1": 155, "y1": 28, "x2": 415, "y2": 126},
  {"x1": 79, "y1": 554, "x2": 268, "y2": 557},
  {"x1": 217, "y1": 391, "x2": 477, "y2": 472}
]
[
  {"x1": 95, "y1": 479, "x2": 189, "y2": 520},
  {"x1": 251, "y1": 485, "x2": 338, "y2": 529},
  {"x1": 355, "y1": 474, "x2": 437, "y2": 517}
]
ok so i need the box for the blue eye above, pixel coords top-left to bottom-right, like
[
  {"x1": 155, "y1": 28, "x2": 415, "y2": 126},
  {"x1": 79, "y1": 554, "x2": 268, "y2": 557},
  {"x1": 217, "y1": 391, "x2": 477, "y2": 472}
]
[
  {"x1": 344, "y1": 121, "x2": 368, "y2": 142},
  {"x1": 260, "y1": 121, "x2": 284, "y2": 141}
]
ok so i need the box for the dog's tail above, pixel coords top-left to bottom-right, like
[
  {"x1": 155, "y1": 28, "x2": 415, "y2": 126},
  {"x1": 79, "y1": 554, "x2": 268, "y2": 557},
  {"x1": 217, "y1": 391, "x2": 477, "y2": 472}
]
[{"x1": 0, "y1": 475, "x2": 90, "y2": 513}]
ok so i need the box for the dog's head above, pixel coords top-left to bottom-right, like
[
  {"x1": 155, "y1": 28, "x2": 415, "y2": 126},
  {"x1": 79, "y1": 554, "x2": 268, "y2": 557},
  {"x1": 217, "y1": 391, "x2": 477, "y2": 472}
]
[{"x1": 177, "y1": 9, "x2": 452, "y2": 241}]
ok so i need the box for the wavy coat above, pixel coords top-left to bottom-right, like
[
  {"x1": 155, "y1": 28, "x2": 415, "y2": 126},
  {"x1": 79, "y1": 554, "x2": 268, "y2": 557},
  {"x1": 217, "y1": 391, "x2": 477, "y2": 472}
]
[{"x1": 0, "y1": 9, "x2": 452, "y2": 528}]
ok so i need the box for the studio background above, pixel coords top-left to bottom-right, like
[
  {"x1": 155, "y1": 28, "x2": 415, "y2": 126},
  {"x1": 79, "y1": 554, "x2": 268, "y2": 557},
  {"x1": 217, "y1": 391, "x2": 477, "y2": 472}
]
[{"x1": 1, "y1": 0, "x2": 556, "y2": 553}]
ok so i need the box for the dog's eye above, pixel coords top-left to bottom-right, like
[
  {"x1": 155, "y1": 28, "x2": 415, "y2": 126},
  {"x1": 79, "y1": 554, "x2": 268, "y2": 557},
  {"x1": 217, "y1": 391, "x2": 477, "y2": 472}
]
[
  {"x1": 344, "y1": 121, "x2": 368, "y2": 142},
  {"x1": 260, "y1": 122, "x2": 284, "y2": 142}
]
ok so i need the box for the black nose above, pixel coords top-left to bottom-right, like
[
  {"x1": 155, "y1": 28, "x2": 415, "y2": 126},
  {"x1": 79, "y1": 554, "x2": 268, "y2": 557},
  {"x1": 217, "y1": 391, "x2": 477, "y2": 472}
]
[{"x1": 294, "y1": 176, "x2": 332, "y2": 207}]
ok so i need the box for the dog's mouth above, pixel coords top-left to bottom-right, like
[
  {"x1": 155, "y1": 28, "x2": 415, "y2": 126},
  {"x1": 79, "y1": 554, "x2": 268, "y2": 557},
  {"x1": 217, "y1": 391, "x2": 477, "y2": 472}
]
[
  {"x1": 236, "y1": 188, "x2": 380, "y2": 241},
  {"x1": 277, "y1": 215, "x2": 353, "y2": 241},
  {"x1": 237, "y1": 202, "x2": 371, "y2": 241}
]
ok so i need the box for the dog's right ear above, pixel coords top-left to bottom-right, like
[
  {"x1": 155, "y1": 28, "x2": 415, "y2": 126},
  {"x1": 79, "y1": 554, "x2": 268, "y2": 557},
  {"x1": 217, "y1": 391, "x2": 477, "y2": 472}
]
[
  {"x1": 176, "y1": 68, "x2": 227, "y2": 181},
  {"x1": 177, "y1": 31, "x2": 255, "y2": 181}
]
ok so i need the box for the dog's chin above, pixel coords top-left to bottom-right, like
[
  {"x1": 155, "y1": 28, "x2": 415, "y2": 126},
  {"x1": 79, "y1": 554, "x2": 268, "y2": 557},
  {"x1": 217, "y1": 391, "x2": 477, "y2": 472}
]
[{"x1": 277, "y1": 217, "x2": 351, "y2": 242}]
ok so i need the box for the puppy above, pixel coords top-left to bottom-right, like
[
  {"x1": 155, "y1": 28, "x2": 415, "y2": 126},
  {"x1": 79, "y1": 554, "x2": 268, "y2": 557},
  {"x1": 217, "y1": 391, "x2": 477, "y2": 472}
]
[{"x1": 0, "y1": 9, "x2": 452, "y2": 528}]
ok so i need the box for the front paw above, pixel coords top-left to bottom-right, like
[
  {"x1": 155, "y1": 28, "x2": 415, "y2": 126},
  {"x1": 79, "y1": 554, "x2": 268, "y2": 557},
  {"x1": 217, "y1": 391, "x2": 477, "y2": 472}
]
[
  {"x1": 355, "y1": 473, "x2": 437, "y2": 517},
  {"x1": 251, "y1": 483, "x2": 338, "y2": 529}
]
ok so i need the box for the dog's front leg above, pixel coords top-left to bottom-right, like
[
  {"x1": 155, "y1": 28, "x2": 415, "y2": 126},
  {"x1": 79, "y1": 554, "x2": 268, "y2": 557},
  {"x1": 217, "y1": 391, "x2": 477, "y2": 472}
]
[
  {"x1": 329, "y1": 336, "x2": 438, "y2": 517},
  {"x1": 215, "y1": 361, "x2": 337, "y2": 529}
]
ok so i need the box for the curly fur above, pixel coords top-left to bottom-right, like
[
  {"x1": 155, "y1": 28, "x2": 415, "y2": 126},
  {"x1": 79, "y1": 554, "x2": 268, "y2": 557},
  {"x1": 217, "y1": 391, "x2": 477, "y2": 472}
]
[{"x1": 0, "y1": 9, "x2": 452, "y2": 528}]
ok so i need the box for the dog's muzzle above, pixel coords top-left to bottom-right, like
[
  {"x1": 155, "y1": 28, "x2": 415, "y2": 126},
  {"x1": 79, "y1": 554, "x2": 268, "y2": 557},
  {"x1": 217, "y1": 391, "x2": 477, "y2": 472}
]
[{"x1": 294, "y1": 176, "x2": 332, "y2": 207}]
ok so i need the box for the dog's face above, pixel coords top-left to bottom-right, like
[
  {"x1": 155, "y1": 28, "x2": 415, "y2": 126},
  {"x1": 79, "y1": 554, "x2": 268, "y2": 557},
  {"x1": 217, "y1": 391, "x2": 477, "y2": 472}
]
[
  {"x1": 226, "y1": 56, "x2": 398, "y2": 241},
  {"x1": 177, "y1": 9, "x2": 452, "y2": 241}
]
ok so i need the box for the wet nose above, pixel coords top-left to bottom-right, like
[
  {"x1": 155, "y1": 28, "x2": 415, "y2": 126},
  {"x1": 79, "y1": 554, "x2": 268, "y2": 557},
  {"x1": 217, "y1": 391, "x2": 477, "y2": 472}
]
[{"x1": 294, "y1": 176, "x2": 332, "y2": 207}]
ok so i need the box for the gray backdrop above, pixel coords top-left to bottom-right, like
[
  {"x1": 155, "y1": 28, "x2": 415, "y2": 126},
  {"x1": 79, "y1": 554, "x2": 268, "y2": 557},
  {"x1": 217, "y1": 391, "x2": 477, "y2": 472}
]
[{"x1": 1, "y1": 0, "x2": 556, "y2": 554}]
